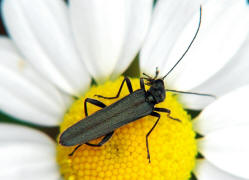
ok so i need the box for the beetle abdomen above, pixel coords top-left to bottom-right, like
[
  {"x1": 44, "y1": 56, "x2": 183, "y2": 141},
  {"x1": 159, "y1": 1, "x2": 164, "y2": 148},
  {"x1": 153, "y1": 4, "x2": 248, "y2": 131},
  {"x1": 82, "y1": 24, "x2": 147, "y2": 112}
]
[{"x1": 60, "y1": 89, "x2": 154, "y2": 146}]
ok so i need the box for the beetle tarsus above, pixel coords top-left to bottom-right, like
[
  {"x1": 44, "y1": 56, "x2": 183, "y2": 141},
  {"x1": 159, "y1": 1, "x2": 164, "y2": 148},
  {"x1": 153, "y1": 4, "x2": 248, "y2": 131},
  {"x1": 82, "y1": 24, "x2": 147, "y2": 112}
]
[
  {"x1": 69, "y1": 144, "x2": 82, "y2": 157},
  {"x1": 147, "y1": 154, "x2": 151, "y2": 163}
]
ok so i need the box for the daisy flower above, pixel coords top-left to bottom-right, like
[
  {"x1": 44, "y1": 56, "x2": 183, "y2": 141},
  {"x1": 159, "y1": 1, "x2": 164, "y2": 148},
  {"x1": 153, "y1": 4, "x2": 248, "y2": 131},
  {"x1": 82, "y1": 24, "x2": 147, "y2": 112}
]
[{"x1": 0, "y1": 0, "x2": 249, "y2": 179}]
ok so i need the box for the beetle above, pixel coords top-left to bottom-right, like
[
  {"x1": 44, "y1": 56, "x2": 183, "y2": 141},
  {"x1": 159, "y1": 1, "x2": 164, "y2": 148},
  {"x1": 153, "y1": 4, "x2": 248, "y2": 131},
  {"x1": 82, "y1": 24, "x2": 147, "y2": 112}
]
[
  {"x1": 59, "y1": 6, "x2": 212, "y2": 163},
  {"x1": 60, "y1": 69, "x2": 180, "y2": 163}
]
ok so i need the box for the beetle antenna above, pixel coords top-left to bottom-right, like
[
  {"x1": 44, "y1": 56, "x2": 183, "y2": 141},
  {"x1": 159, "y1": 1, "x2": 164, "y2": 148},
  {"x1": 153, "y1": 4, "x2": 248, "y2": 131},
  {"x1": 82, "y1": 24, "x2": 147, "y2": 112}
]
[
  {"x1": 162, "y1": 6, "x2": 202, "y2": 80},
  {"x1": 166, "y1": 89, "x2": 216, "y2": 98},
  {"x1": 142, "y1": 73, "x2": 151, "y2": 78},
  {"x1": 154, "y1": 67, "x2": 159, "y2": 79}
]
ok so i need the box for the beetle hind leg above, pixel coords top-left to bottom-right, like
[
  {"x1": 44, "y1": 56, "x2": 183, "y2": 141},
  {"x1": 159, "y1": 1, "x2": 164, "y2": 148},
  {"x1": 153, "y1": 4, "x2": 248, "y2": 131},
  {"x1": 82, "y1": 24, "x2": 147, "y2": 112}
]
[
  {"x1": 86, "y1": 131, "x2": 114, "y2": 147},
  {"x1": 68, "y1": 132, "x2": 114, "y2": 157},
  {"x1": 68, "y1": 144, "x2": 83, "y2": 156}
]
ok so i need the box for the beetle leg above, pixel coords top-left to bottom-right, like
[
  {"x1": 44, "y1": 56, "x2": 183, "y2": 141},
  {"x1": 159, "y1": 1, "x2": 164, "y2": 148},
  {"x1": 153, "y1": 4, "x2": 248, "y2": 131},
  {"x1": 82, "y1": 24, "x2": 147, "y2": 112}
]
[
  {"x1": 84, "y1": 98, "x2": 106, "y2": 117},
  {"x1": 85, "y1": 131, "x2": 114, "y2": 147},
  {"x1": 154, "y1": 107, "x2": 181, "y2": 122},
  {"x1": 68, "y1": 144, "x2": 83, "y2": 156},
  {"x1": 146, "y1": 111, "x2": 161, "y2": 163},
  {"x1": 95, "y1": 77, "x2": 133, "y2": 99},
  {"x1": 68, "y1": 132, "x2": 114, "y2": 157}
]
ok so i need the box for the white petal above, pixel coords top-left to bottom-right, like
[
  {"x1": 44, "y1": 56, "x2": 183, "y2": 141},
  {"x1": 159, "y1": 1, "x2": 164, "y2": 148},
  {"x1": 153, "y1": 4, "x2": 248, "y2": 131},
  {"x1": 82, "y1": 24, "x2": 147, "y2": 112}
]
[
  {"x1": 141, "y1": 0, "x2": 249, "y2": 92},
  {"x1": 165, "y1": 0, "x2": 249, "y2": 90},
  {"x1": 0, "y1": 37, "x2": 67, "y2": 126},
  {"x1": 195, "y1": 160, "x2": 245, "y2": 180},
  {"x1": 193, "y1": 84, "x2": 249, "y2": 135},
  {"x1": 140, "y1": 0, "x2": 201, "y2": 76},
  {"x1": 0, "y1": 123, "x2": 60, "y2": 180},
  {"x1": 70, "y1": 0, "x2": 153, "y2": 82},
  {"x1": 110, "y1": 0, "x2": 153, "y2": 79},
  {"x1": 178, "y1": 34, "x2": 249, "y2": 109},
  {"x1": 198, "y1": 125, "x2": 249, "y2": 179},
  {"x1": 2, "y1": 0, "x2": 91, "y2": 95}
]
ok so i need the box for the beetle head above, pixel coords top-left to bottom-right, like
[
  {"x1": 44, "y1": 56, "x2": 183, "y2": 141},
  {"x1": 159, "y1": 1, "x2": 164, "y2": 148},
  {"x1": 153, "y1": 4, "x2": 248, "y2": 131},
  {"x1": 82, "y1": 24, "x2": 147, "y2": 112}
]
[
  {"x1": 143, "y1": 69, "x2": 166, "y2": 103},
  {"x1": 147, "y1": 79, "x2": 166, "y2": 103}
]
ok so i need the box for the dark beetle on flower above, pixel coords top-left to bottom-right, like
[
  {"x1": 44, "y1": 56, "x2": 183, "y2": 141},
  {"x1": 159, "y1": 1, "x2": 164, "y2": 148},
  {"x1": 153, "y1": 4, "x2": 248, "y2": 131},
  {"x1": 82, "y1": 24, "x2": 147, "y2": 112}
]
[{"x1": 59, "y1": 6, "x2": 214, "y2": 163}]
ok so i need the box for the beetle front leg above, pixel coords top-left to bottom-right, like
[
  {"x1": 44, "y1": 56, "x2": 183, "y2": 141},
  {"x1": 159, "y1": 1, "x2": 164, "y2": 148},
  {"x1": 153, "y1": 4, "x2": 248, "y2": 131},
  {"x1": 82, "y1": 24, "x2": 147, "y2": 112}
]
[
  {"x1": 95, "y1": 77, "x2": 133, "y2": 99},
  {"x1": 154, "y1": 107, "x2": 181, "y2": 122},
  {"x1": 146, "y1": 111, "x2": 161, "y2": 163}
]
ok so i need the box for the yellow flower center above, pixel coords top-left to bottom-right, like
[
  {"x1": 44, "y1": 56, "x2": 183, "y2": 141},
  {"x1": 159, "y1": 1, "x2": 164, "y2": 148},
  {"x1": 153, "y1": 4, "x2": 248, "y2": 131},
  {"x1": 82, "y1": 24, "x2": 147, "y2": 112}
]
[{"x1": 57, "y1": 77, "x2": 197, "y2": 180}]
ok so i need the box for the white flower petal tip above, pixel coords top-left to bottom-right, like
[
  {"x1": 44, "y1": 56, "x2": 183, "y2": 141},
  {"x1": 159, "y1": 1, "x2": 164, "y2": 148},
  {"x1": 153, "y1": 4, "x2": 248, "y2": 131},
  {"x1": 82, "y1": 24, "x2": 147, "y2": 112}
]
[
  {"x1": 166, "y1": 0, "x2": 249, "y2": 90},
  {"x1": 197, "y1": 125, "x2": 249, "y2": 179},
  {"x1": 193, "y1": 84, "x2": 249, "y2": 135},
  {"x1": 0, "y1": 37, "x2": 66, "y2": 126},
  {"x1": 2, "y1": 0, "x2": 91, "y2": 95},
  {"x1": 0, "y1": 124, "x2": 60, "y2": 180},
  {"x1": 177, "y1": 34, "x2": 249, "y2": 110},
  {"x1": 193, "y1": 85, "x2": 249, "y2": 179},
  {"x1": 70, "y1": 0, "x2": 153, "y2": 82},
  {"x1": 195, "y1": 160, "x2": 246, "y2": 180},
  {"x1": 141, "y1": 0, "x2": 249, "y2": 92}
]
